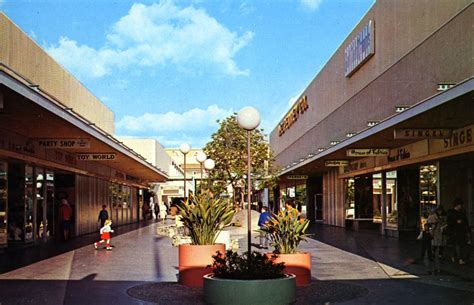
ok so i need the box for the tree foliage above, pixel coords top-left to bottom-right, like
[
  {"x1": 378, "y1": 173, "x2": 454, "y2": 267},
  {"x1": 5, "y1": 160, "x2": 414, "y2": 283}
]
[{"x1": 203, "y1": 114, "x2": 277, "y2": 203}]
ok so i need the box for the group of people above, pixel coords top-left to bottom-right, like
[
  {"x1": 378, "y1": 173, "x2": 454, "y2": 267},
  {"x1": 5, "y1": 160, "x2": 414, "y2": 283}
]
[
  {"x1": 419, "y1": 198, "x2": 471, "y2": 273},
  {"x1": 257, "y1": 200, "x2": 299, "y2": 249}
]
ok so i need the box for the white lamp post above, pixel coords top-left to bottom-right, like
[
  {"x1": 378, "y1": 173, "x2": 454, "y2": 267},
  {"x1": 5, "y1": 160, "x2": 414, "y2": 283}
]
[
  {"x1": 236, "y1": 106, "x2": 260, "y2": 254},
  {"x1": 196, "y1": 151, "x2": 207, "y2": 194},
  {"x1": 179, "y1": 143, "x2": 191, "y2": 200},
  {"x1": 204, "y1": 158, "x2": 215, "y2": 190}
]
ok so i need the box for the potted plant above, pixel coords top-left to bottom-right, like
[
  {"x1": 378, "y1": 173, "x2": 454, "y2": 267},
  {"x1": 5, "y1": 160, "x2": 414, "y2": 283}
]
[
  {"x1": 259, "y1": 208, "x2": 311, "y2": 286},
  {"x1": 204, "y1": 250, "x2": 296, "y2": 305},
  {"x1": 175, "y1": 191, "x2": 235, "y2": 287}
]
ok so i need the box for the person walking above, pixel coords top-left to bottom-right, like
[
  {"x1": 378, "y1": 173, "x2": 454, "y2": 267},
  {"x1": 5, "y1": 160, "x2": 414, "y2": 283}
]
[
  {"x1": 446, "y1": 198, "x2": 470, "y2": 265},
  {"x1": 418, "y1": 222, "x2": 433, "y2": 263},
  {"x1": 427, "y1": 207, "x2": 447, "y2": 274},
  {"x1": 58, "y1": 198, "x2": 73, "y2": 241},
  {"x1": 97, "y1": 205, "x2": 109, "y2": 228},
  {"x1": 94, "y1": 219, "x2": 114, "y2": 251},
  {"x1": 258, "y1": 206, "x2": 271, "y2": 249}
]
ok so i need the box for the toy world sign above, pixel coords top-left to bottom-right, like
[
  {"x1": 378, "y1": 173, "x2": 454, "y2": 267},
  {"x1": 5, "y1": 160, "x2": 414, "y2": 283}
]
[{"x1": 76, "y1": 153, "x2": 116, "y2": 161}]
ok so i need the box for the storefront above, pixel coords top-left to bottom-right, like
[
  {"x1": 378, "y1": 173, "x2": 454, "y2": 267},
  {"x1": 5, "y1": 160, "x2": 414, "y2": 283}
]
[{"x1": 269, "y1": 1, "x2": 473, "y2": 237}]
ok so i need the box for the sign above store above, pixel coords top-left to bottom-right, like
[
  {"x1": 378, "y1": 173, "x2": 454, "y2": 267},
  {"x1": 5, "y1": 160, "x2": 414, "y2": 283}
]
[
  {"x1": 346, "y1": 148, "x2": 389, "y2": 157},
  {"x1": 278, "y1": 95, "x2": 309, "y2": 136},
  {"x1": 344, "y1": 20, "x2": 375, "y2": 77},
  {"x1": 325, "y1": 160, "x2": 349, "y2": 167},
  {"x1": 287, "y1": 175, "x2": 308, "y2": 180},
  {"x1": 394, "y1": 129, "x2": 452, "y2": 139},
  {"x1": 76, "y1": 153, "x2": 116, "y2": 161},
  {"x1": 36, "y1": 138, "x2": 90, "y2": 149}
]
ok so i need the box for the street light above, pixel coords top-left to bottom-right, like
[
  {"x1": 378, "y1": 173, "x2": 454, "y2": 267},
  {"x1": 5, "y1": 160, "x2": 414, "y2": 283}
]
[
  {"x1": 179, "y1": 143, "x2": 191, "y2": 200},
  {"x1": 204, "y1": 158, "x2": 215, "y2": 191},
  {"x1": 236, "y1": 106, "x2": 260, "y2": 255},
  {"x1": 196, "y1": 151, "x2": 207, "y2": 194}
]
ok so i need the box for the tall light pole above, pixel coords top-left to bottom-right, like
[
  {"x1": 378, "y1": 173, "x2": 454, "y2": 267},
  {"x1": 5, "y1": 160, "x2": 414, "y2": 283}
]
[
  {"x1": 179, "y1": 143, "x2": 191, "y2": 200},
  {"x1": 196, "y1": 151, "x2": 207, "y2": 195},
  {"x1": 237, "y1": 106, "x2": 260, "y2": 255},
  {"x1": 204, "y1": 158, "x2": 215, "y2": 191}
]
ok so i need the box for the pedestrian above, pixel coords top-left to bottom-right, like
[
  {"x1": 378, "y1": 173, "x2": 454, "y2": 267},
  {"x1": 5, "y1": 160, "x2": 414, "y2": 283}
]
[
  {"x1": 94, "y1": 219, "x2": 114, "y2": 251},
  {"x1": 97, "y1": 204, "x2": 109, "y2": 228},
  {"x1": 417, "y1": 222, "x2": 433, "y2": 262},
  {"x1": 58, "y1": 198, "x2": 73, "y2": 241},
  {"x1": 158, "y1": 201, "x2": 168, "y2": 223},
  {"x1": 285, "y1": 200, "x2": 299, "y2": 218},
  {"x1": 258, "y1": 206, "x2": 271, "y2": 249},
  {"x1": 446, "y1": 198, "x2": 471, "y2": 265},
  {"x1": 427, "y1": 207, "x2": 447, "y2": 274}
]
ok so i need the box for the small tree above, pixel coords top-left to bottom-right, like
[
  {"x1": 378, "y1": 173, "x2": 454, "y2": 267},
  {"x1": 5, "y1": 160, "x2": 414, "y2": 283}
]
[{"x1": 204, "y1": 114, "x2": 277, "y2": 205}]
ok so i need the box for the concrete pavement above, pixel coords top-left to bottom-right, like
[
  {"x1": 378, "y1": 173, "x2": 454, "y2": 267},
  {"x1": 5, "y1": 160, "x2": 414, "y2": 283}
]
[{"x1": 0, "y1": 219, "x2": 473, "y2": 305}]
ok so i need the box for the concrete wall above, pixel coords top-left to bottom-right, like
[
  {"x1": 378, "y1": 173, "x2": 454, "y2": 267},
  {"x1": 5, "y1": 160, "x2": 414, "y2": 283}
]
[
  {"x1": 119, "y1": 138, "x2": 172, "y2": 174},
  {"x1": 0, "y1": 13, "x2": 114, "y2": 134},
  {"x1": 270, "y1": 0, "x2": 473, "y2": 166}
]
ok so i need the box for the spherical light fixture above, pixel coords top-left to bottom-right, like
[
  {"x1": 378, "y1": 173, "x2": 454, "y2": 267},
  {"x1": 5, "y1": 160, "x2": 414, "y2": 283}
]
[
  {"x1": 204, "y1": 158, "x2": 215, "y2": 170},
  {"x1": 179, "y1": 143, "x2": 191, "y2": 154},
  {"x1": 237, "y1": 107, "x2": 260, "y2": 131},
  {"x1": 196, "y1": 151, "x2": 207, "y2": 163}
]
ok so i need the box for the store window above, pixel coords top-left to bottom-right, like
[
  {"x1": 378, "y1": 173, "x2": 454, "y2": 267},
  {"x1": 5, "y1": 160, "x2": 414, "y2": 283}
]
[
  {"x1": 344, "y1": 178, "x2": 355, "y2": 219},
  {"x1": 385, "y1": 171, "x2": 398, "y2": 229},
  {"x1": 24, "y1": 166, "x2": 34, "y2": 242},
  {"x1": 420, "y1": 164, "x2": 438, "y2": 223},
  {"x1": 0, "y1": 161, "x2": 7, "y2": 246}
]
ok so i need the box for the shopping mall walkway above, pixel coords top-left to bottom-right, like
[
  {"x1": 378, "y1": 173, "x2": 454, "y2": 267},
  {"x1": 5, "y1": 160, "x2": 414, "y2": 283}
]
[{"x1": 0, "y1": 220, "x2": 473, "y2": 305}]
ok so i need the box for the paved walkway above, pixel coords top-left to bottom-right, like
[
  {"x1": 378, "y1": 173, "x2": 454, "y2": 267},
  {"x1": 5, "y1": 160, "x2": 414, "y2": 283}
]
[{"x1": 0, "y1": 219, "x2": 473, "y2": 305}]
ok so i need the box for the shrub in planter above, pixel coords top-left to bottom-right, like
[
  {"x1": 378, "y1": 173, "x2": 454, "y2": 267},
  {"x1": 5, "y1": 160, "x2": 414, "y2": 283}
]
[
  {"x1": 259, "y1": 209, "x2": 312, "y2": 285},
  {"x1": 204, "y1": 250, "x2": 296, "y2": 305}
]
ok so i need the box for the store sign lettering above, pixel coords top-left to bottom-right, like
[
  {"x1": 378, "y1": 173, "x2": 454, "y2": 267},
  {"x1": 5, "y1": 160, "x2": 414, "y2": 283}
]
[
  {"x1": 325, "y1": 160, "x2": 349, "y2": 167},
  {"x1": 278, "y1": 96, "x2": 309, "y2": 136},
  {"x1": 76, "y1": 153, "x2": 116, "y2": 161},
  {"x1": 37, "y1": 138, "x2": 90, "y2": 149},
  {"x1": 287, "y1": 175, "x2": 308, "y2": 180},
  {"x1": 443, "y1": 127, "x2": 472, "y2": 149},
  {"x1": 344, "y1": 20, "x2": 375, "y2": 77},
  {"x1": 346, "y1": 148, "x2": 389, "y2": 157},
  {"x1": 388, "y1": 148, "x2": 410, "y2": 162},
  {"x1": 394, "y1": 129, "x2": 452, "y2": 139}
]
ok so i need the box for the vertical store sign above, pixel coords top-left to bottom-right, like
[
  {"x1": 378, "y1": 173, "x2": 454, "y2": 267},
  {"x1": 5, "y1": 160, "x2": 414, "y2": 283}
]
[{"x1": 344, "y1": 20, "x2": 375, "y2": 77}]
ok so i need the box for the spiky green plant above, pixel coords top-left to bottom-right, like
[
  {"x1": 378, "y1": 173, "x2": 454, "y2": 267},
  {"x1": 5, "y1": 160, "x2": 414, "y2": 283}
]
[
  {"x1": 176, "y1": 191, "x2": 235, "y2": 245},
  {"x1": 258, "y1": 209, "x2": 310, "y2": 254}
]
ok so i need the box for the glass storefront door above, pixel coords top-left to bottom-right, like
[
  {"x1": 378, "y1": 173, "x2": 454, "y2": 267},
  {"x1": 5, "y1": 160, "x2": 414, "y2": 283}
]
[
  {"x1": 0, "y1": 161, "x2": 7, "y2": 247},
  {"x1": 25, "y1": 166, "x2": 34, "y2": 242},
  {"x1": 35, "y1": 168, "x2": 55, "y2": 241}
]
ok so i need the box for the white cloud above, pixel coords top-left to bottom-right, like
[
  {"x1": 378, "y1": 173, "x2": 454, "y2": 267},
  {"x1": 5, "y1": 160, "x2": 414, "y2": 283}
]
[
  {"x1": 116, "y1": 104, "x2": 233, "y2": 147},
  {"x1": 46, "y1": 1, "x2": 253, "y2": 78},
  {"x1": 301, "y1": 0, "x2": 322, "y2": 11}
]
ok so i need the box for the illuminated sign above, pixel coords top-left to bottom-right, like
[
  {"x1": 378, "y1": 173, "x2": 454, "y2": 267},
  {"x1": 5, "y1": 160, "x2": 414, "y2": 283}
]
[
  {"x1": 346, "y1": 148, "x2": 389, "y2": 157},
  {"x1": 394, "y1": 129, "x2": 452, "y2": 139},
  {"x1": 344, "y1": 20, "x2": 375, "y2": 77},
  {"x1": 325, "y1": 160, "x2": 349, "y2": 167},
  {"x1": 278, "y1": 95, "x2": 309, "y2": 136},
  {"x1": 287, "y1": 175, "x2": 308, "y2": 180},
  {"x1": 76, "y1": 153, "x2": 116, "y2": 161},
  {"x1": 37, "y1": 138, "x2": 90, "y2": 149}
]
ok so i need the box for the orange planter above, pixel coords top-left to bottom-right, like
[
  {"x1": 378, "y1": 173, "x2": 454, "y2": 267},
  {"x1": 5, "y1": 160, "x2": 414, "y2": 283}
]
[
  {"x1": 178, "y1": 243, "x2": 225, "y2": 287},
  {"x1": 266, "y1": 252, "x2": 311, "y2": 286}
]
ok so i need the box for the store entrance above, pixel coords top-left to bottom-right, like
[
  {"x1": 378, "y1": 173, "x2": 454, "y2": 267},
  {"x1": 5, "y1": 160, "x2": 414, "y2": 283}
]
[{"x1": 35, "y1": 168, "x2": 55, "y2": 241}]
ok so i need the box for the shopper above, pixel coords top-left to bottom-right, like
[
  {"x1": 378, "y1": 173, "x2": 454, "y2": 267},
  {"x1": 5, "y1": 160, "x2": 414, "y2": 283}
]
[
  {"x1": 258, "y1": 206, "x2": 271, "y2": 249},
  {"x1": 94, "y1": 219, "x2": 114, "y2": 251},
  {"x1": 418, "y1": 223, "x2": 433, "y2": 262},
  {"x1": 97, "y1": 205, "x2": 109, "y2": 228},
  {"x1": 446, "y1": 198, "x2": 470, "y2": 265},
  {"x1": 58, "y1": 198, "x2": 73, "y2": 241},
  {"x1": 427, "y1": 207, "x2": 447, "y2": 273}
]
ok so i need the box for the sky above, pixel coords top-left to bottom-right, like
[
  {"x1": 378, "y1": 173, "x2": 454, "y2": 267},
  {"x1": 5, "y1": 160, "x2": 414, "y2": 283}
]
[{"x1": 2, "y1": 0, "x2": 374, "y2": 148}]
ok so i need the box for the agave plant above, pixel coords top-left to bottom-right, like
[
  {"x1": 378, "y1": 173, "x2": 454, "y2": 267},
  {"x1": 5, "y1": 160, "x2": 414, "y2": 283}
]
[
  {"x1": 176, "y1": 190, "x2": 235, "y2": 245},
  {"x1": 258, "y1": 209, "x2": 310, "y2": 254}
]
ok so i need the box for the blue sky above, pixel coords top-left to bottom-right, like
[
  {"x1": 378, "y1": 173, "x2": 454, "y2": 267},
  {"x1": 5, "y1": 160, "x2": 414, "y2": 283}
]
[{"x1": 2, "y1": 0, "x2": 374, "y2": 148}]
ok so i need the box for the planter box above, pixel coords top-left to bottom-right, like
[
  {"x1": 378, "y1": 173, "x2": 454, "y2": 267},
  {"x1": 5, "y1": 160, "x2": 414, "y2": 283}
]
[
  {"x1": 266, "y1": 252, "x2": 311, "y2": 286},
  {"x1": 203, "y1": 273, "x2": 296, "y2": 305},
  {"x1": 178, "y1": 243, "x2": 225, "y2": 287}
]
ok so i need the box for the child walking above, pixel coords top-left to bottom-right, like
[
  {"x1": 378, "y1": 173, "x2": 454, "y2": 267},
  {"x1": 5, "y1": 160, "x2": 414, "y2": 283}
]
[{"x1": 94, "y1": 219, "x2": 114, "y2": 250}]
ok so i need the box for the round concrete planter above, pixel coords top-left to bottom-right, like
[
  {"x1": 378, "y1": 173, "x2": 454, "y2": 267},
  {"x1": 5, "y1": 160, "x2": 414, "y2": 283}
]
[
  {"x1": 178, "y1": 243, "x2": 225, "y2": 287},
  {"x1": 203, "y1": 273, "x2": 296, "y2": 305},
  {"x1": 266, "y1": 252, "x2": 311, "y2": 286}
]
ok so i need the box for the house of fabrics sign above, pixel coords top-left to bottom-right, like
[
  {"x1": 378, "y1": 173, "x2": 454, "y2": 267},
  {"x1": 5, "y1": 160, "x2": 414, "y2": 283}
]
[{"x1": 344, "y1": 20, "x2": 375, "y2": 77}]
